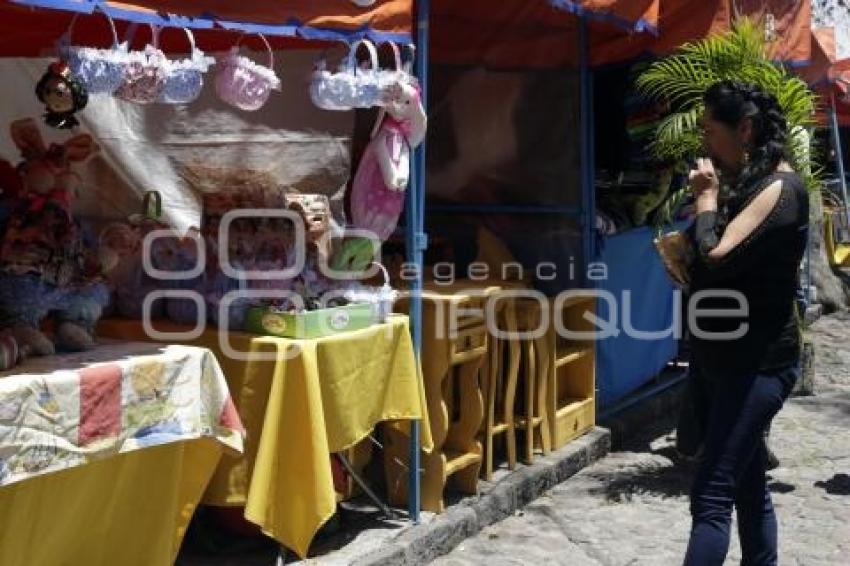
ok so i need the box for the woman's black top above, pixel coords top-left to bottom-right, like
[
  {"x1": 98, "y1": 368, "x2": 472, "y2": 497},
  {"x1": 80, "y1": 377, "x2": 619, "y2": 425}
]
[{"x1": 687, "y1": 171, "x2": 809, "y2": 378}]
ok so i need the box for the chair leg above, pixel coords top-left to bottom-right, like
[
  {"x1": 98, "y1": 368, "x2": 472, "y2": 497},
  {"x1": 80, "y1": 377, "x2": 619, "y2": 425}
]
[
  {"x1": 482, "y1": 337, "x2": 498, "y2": 481},
  {"x1": 535, "y1": 333, "x2": 551, "y2": 455},
  {"x1": 421, "y1": 451, "x2": 447, "y2": 513},
  {"x1": 524, "y1": 338, "x2": 535, "y2": 464},
  {"x1": 504, "y1": 326, "x2": 520, "y2": 471}
]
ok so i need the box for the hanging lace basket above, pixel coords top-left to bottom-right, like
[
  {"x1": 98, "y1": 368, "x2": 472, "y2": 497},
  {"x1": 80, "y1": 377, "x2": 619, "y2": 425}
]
[
  {"x1": 215, "y1": 33, "x2": 281, "y2": 112},
  {"x1": 58, "y1": 11, "x2": 129, "y2": 95},
  {"x1": 157, "y1": 27, "x2": 215, "y2": 104}
]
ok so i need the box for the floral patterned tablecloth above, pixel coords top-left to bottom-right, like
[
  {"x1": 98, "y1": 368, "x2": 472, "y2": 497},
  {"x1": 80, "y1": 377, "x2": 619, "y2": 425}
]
[{"x1": 0, "y1": 340, "x2": 244, "y2": 487}]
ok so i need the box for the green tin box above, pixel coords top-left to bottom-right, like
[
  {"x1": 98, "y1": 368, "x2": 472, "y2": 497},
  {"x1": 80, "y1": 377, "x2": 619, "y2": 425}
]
[{"x1": 245, "y1": 303, "x2": 374, "y2": 339}]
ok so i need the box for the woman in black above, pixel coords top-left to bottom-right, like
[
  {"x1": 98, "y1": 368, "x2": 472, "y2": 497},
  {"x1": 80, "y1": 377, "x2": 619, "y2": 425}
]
[{"x1": 683, "y1": 81, "x2": 808, "y2": 565}]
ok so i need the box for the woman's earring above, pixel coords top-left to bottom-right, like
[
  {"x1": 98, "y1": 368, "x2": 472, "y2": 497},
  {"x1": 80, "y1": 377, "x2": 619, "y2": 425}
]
[{"x1": 742, "y1": 151, "x2": 750, "y2": 166}]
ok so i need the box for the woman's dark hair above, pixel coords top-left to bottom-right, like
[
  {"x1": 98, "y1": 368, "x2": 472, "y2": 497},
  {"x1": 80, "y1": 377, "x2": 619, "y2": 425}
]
[{"x1": 703, "y1": 80, "x2": 788, "y2": 195}]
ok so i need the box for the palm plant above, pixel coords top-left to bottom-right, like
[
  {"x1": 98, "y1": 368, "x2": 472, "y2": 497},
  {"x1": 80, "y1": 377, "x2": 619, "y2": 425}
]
[{"x1": 636, "y1": 18, "x2": 820, "y2": 233}]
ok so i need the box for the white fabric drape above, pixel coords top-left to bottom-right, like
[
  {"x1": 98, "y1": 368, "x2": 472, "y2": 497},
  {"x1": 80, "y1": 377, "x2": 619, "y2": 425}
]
[{"x1": 0, "y1": 49, "x2": 353, "y2": 233}]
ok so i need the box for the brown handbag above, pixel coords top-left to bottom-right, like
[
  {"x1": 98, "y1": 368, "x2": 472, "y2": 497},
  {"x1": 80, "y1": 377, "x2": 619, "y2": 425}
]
[{"x1": 653, "y1": 230, "x2": 694, "y2": 287}]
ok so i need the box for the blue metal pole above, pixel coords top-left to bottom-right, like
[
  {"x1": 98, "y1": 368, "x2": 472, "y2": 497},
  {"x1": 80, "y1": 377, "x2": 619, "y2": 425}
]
[
  {"x1": 578, "y1": 14, "x2": 604, "y2": 409},
  {"x1": 829, "y1": 93, "x2": 850, "y2": 228},
  {"x1": 578, "y1": 15, "x2": 596, "y2": 282},
  {"x1": 405, "y1": 0, "x2": 430, "y2": 524}
]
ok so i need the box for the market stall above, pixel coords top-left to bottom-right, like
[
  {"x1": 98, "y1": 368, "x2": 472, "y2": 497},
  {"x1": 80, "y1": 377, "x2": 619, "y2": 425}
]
[{"x1": 0, "y1": 0, "x2": 433, "y2": 561}]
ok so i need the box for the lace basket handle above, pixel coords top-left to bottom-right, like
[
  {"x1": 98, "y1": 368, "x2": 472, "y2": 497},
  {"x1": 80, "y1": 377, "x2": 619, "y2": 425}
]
[
  {"x1": 62, "y1": 9, "x2": 120, "y2": 48},
  {"x1": 236, "y1": 33, "x2": 274, "y2": 69}
]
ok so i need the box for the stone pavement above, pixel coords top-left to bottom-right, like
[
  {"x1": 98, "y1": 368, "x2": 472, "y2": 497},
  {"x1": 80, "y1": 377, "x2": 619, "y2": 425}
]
[{"x1": 435, "y1": 310, "x2": 850, "y2": 566}]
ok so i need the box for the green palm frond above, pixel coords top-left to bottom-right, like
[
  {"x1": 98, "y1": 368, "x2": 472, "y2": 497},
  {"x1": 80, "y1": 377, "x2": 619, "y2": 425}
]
[
  {"x1": 636, "y1": 59, "x2": 714, "y2": 106},
  {"x1": 650, "y1": 107, "x2": 703, "y2": 161},
  {"x1": 636, "y1": 17, "x2": 821, "y2": 230}
]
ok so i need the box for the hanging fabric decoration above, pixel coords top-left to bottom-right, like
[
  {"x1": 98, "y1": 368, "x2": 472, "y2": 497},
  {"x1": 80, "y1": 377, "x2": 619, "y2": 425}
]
[
  {"x1": 215, "y1": 33, "x2": 280, "y2": 111},
  {"x1": 35, "y1": 61, "x2": 89, "y2": 129}
]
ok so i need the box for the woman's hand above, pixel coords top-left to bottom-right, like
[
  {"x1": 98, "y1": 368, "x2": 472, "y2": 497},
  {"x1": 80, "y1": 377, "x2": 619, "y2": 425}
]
[{"x1": 689, "y1": 158, "x2": 720, "y2": 212}]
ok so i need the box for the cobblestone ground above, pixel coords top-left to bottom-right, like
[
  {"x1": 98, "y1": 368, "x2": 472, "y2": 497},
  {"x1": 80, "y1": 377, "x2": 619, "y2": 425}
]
[{"x1": 435, "y1": 310, "x2": 850, "y2": 566}]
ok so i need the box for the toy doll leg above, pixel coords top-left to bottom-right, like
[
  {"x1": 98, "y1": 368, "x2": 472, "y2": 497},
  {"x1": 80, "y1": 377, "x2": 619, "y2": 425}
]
[
  {"x1": 0, "y1": 273, "x2": 57, "y2": 356},
  {"x1": 54, "y1": 283, "x2": 110, "y2": 352}
]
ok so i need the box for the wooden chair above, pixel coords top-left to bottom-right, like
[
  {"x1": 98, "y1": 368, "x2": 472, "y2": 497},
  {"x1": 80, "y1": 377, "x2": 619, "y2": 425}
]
[
  {"x1": 416, "y1": 279, "x2": 525, "y2": 481},
  {"x1": 479, "y1": 289, "x2": 521, "y2": 480},
  {"x1": 385, "y1": 289, "x2": 487, "y2": 512}
]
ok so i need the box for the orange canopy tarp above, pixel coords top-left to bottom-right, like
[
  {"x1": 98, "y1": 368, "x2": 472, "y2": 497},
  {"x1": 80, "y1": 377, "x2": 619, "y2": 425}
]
[
  {"x1": 798, "y1": 27, "x2": 836, "y2": 86},
  {"x1": 592, "y1": 0, "x2": 810, "y2": 66},
  {"x1": 0, "y1": 0, "x2": 812, "y2": 69},
  {"x1": 430, "y1": 0, "x2": 659, "y2": 69},
  {"x1": 734, "y1": 0, "x2": 811, "y2": 64},
  {"x1": 431, "y1": 0, "x2": 810, "y2": 69},
  {"x1": 0, "y1": 0, "x2": 412, "y2": 56},
  {"x1": 817, "y1": 59, "x2": 850, "y2": 127},
  {"x1": 96, "y1": 0, "x2": 412, "y2": 31},
  {"x1": 794, "y1": 27, "x2": 850, "y2": 127},
  {"x1": 0, "y1": 0, "x2": 662, "y2": 65}
]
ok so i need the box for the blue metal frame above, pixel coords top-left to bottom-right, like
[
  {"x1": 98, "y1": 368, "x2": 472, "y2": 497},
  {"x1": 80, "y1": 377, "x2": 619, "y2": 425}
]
[{"x1": 404, "y1": 0, "x2": 430, "y2": 524}]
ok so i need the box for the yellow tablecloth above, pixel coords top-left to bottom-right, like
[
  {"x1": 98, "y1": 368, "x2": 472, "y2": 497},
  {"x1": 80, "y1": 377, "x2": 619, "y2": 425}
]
[
  {"x1": 0, "y1": 438, "x2": 221, "y2": 566},
  {"x1": 0, "y1": 341, "x2": 244, "y2": 566},
  {"x1": 98, "y1": 315, "x2": 432, "y2": 558}
]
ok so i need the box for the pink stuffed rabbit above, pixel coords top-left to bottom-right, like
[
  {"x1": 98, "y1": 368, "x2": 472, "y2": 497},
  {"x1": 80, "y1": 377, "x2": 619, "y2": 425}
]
[
  {"x1": 0, "y1": 119, "x2": 108, "y2": 356},
  {"x1": 9, "y1": 118, "x2": 97, "y2": 216},
  {"x1": 349, "y1": 80, "x2": 427, "y2": 242}
]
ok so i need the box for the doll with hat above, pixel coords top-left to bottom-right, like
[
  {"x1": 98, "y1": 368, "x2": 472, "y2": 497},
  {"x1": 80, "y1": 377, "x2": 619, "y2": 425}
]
[{"x1": 35, "y1": 61, "x2": 89, "y2": 130}]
